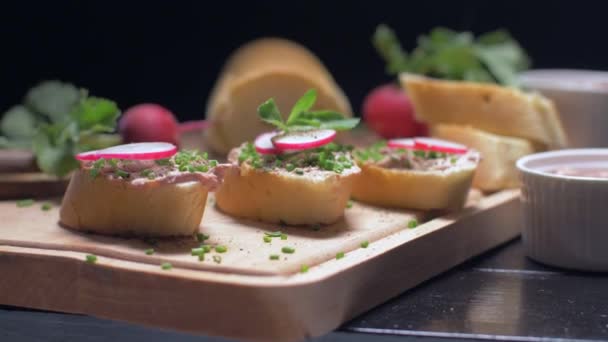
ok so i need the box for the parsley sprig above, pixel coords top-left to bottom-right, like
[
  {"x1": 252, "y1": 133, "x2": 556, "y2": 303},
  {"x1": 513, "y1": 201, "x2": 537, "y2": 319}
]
[{"x1": 257, "y1": 89, "x2": 359, "y2": 133}]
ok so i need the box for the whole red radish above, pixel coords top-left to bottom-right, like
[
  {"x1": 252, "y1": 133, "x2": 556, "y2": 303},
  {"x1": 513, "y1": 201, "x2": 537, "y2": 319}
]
[
  {"x1": 119, "y1": 103, "x2": 179, "y2": 146},
  {"x1": 362, "y1": 84, "x2": 427, "y2": 139}
]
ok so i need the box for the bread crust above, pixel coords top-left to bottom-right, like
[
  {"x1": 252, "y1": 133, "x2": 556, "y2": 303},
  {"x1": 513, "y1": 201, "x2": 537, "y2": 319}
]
[
  {"x1": 205, "y1": 38, "x2": 352, "y2": 154},
  {"x1": 215, "y1": 162, "x2": 357, "y2": 225},
  {"x1": 401, "y1": 74, "x2": 568, "y2": 149},
  {"x1": 431, "y1": 124, "x2": 535, "y2": 192},
  {"x1": 351, "y1": 163, "x2": 475, "y2": 210},
  {"x1": 60, "y1": 169, "x2": 208, "y2": 237}
]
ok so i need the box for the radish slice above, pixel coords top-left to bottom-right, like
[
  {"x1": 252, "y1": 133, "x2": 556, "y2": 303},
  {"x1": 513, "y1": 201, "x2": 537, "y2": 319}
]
[
  {"x1": 414, "y1": 137, "x2": 468, "y2": 154},
  {"x1": 255, "y1": 132, "x2": 280, "y2": 154},
  {"x1": 387, "y1": 138, "x2": 416, "y2": 149},
  {"x1": 272, "y1": 129, "x2": 336, "y2": 151},
  {"x1": 76, "y1": 142, "x2": 178, "y2": 161}
]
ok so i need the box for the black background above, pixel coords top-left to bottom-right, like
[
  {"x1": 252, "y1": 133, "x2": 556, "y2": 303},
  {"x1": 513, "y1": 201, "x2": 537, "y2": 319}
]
[{"x1": 1, "y1": 1, "x2": 606, "y2": 120}]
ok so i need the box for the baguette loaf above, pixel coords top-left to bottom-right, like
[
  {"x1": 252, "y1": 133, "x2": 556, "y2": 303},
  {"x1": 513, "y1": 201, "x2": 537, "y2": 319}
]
[
  {"x1": 205, "y1": 38, "x2": 352, "y2": 154},
  {"x1": 400, "y1": 74, "x2": 568, "y2": 149},
  {"x1": 431, "y1": 124, "x2": 536, "y2": 192}
]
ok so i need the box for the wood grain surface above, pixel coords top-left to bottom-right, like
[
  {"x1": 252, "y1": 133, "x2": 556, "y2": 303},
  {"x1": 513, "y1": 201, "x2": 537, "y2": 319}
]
[{"x1": 0, "y1": 189, "x2": 521, "y2": 341}]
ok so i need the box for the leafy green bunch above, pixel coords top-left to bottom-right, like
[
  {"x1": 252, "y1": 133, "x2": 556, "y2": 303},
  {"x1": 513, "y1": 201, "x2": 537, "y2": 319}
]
[
  {"x1": 0, "y1": 81, "x2": 121, "y2": 176},
  {"x1": 373, "y1": 25, "x2": 531, "y2": 86},
  {"x1": 257, "y1": 89, "x2": 359, "y2": 132}
]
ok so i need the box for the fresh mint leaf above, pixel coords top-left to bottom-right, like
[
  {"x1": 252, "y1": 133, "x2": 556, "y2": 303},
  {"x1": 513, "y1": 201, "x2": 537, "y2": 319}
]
[
  {"x1": 71, "y1": 97, "x2": 120, "y2": 133},
  {"x1": 302, "y1": 110, "x2": 345, "y2": 121},
  {"x1": 257, "y1": 98, "x2": 287, "y2": 130},
  {"x1": 1, "y1": 105, "x2": 39, "y2": 139},
  {"x1": 286, "y1": 89, "x2": 316, "y2": 125},
  {"x1": 25, "y1": 81, "x2": 82, "y2": 123},
  {"x1": 319, "y1": 118, "x2": 360, "y2": 131},
  {"x1": 287, "y1": 118, "x2": 321, "y2": 128}
]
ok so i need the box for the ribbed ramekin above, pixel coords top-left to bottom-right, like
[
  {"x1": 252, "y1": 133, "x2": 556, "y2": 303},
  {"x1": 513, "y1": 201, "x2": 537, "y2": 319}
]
[{"x1": 517, "y1": 149, "x2": 608, "y2": 271}]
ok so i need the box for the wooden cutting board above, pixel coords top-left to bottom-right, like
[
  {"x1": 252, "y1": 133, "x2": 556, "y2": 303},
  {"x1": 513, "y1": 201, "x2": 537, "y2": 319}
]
[{"x1": 0, "y1": 189, "x2": 521, "y2": 342}]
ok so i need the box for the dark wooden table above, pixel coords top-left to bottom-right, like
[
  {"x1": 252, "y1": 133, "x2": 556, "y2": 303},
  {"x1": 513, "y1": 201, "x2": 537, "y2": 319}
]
[{"x1": 2, "y1": 238, "x2": 607, "y2": 342}]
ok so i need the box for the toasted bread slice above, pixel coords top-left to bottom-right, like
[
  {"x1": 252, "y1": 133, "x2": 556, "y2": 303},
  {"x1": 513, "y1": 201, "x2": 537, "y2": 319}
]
[
  {"x1": 432, "y1": 124, "x2": 536, "y2": 192},
  {"x1": 205, "y1": 38, "x2": 352, "y2": 154},
  {"x1": 351, "y1": 162, "x2": 476, "y2": 210},
  {"x1": 60, "y1": 169, "x2": 209, "y2": 237},
  {"x1": 400, "y1": 74, "x2": 568, "y2": 149},
  {"x1": 215, "y1": 161, "x2": 359, "y2": 225}
]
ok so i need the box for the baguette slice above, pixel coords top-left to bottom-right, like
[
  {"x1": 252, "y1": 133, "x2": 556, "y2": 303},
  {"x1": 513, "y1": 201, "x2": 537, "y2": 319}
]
[
  {"x1": 400, "y1": 74, "x2": 568, "y2": 149},
  {"x1": 351, "y1": 156, "x2": 478, "y2": 211},
  {"x1": 432, "y1": 124, "x2": 535, "y2": 192},
  {"x1": 205, "y1": 38, "x2": 352, "y2": 154},
  {"x1": 215, "y1": 161, "x2": 359, "y2": 226},
  {"x1": 60, "y1": 169, "x2": 209, "y2": 237}
]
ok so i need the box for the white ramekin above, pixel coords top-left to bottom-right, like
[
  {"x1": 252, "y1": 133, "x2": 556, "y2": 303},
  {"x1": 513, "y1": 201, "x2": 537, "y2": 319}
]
[{"x1": 517, "y1": 149, "x2": 608, "y2": 272}]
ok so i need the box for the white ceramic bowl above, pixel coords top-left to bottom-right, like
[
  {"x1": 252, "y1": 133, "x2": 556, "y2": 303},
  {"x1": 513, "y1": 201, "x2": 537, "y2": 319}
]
[
  {"x1": 517, "y1": 149, "x2": 608, "y2": 271},
  {"x1": 519, "y1": 69, "x2": 608, "y2": 148}
]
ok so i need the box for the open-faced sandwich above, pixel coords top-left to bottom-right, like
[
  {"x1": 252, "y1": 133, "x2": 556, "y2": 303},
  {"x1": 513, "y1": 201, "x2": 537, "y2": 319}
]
[
  {"x1": 215, "y1": 89, "x2": 361, "y2": 226},
  {"x1": 351, "y1": 137, "x2": 480, "y2": 210},
  {"x1": 60, "y1": 142, "x2": 232, "y2": 237}
]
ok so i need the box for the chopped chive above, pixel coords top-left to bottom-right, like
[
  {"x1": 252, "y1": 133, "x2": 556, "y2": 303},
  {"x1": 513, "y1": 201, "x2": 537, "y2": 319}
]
[
  {"x1": 300, "y1": 264, "x2": 309, "y2": 273},
  {"x1": 202, "y1": 152, "x2": 209, "y2": 160},
  {"x1": 408, "y1": 219, "x2": 419, "y2": 229},
  {"x1": 281, "y1": 247, "x2": 295, "y2": 254},
  {"x1": 252, "y1": 159, "x2": 263, "y2": 169},
  {"x1": 285, "y1": 163, "x2": 295, "y2": 172},
  {"x1": 274, "y1": 159, "x2": 282, "y2": 168},
  {"x1": 360, "y1": 241, "x2": 369, "y2": 248},
  {"x1": 89, "y1": 168, "x2": 99, "y2": 179},
  {"x1": 108, "y1": 158, "x2": 118, "y2": 168},
  {"x1": 336, "y1": 252, "x2": 345, "y2": 259},
  {"x1": 346, "y1": 200, "x2": 354, "y2": 209},
  {"x1": 215, "y1": 245, "x2": 227, "y2": 253},
  {"x1": 140, "y1": 169, "x2": 153, "y2": 178},
  {"x1": 195, "y1": 165, "x2": 209, "y2": 172},
  {"x1": 198, "y1": 253, "x2": 206, "y2": 261},
  {"x1": 41, "y1": 203, "x2": 52, "y2": 211},
  {"x1": 85, "y1": 254, "x2": 97, "y2": 263},
  {"x1": 16, "y1": 199, "x2": 34, "y2": 207},
  {"x1": 450, "y1": 157, "x2": 458, "y2": 164},
  {"x1": 209, "y1": 160, "x2": 218, "y2": 167},
  {"x1": 144, "y1": 248, "x2": 155, "y2": 255},
  {"x1": 263, "y1": 236, "x2": 272, "y2": 243},
  {"x1": 213, "y1": 255, "x2": 222, "y2": 264},
  {"x1": 280, "y1": 233, "x2": 288, "y2": 240},
  {"x1": 155, "y1": 158, "x2": 171, "y2": 166},
  {"x1": 200, "y1": 245, "x2": 212, "y2": 253},
  {"x1": 264, "y1": 231, "x2": 283, "y2": 238},
  {"x1": 191, "y1": 247, "x2": 204, "y2": 256},
  {"x1": 196, "y1": 233, "x2": 210, "y2": 242},
  {"x1": 161, "y1": 262, "x2": 172, "y2": 270}
]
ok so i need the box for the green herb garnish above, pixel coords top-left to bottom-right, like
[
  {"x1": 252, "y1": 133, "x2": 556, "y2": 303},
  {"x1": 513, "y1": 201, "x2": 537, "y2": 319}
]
[
  {"x1": 115, "y1": 169, "x2": 129, "y2": 179},
  {"x1": 196, "y1": 233, "x2": 210, "y2": 242},
  {"x1": 257, "y1": 89, "x2": 359, "y2": 133},
  {"x1": 41, "y1": 203, "x2": 52, "y2": 211},
  {"x1": 336, "y1": 252, "x2": 345, "y2": 260},
  {"x1": 408, "y1": 219, "x2": 419, "y2": 229},
  {"x1": 280, "y1": 233, "x2": 288, "y2": 240},
  {"x1": 300, "y1": 265, "x2": 309, "y2": 273},
  {"x1": 144, "y1": 248, "x2": 155, "y2": 255},
  {"x1": 161, "y1": 262, "x2": 172, "y2": 270},
  {"x1": 140, "y1": 169, "x2": 154, "y2": 179},
  {"x1": 16, "y1": 199, "x2": 35, "y2": 208},
  {"x1": 200, "y1": 245, "x2": 212, "y2": 253},
  {"x1": 372, "y1": 25, "x2": 530, "y2": 86},
  {"x1": 263, "y1": 236, "x2": 272, "y2": 243},
  {"x1": 85, "y1": 254, "x2": 97, "y2": 264},
  {"x1": 155, "y1": 158, "x2": 171, "y2": 166},
  {"x1": 198, "y1": 253, "x2": 206, "y2": 261},
  {"x1": 191, "y1": 247, "x2": 204, "y2": 256},
  {"x1": 282, "y1": 247, "x2": 295, "y2": 254},
  {"x1": 265, "y1": 231, "x2": 283, "y2": 238},
  {"x1": 269, "y1": 254, "x2": 280, "y2": 260},
  {"x1": 215, "y1": 246, "x2": 227, "y2": 253},
  {"x1": 360, "y1": 241, "x2": 370, "y2": 248},
  {"x1": 346, "y1": 200, "x2": 354, "y2": 209}
]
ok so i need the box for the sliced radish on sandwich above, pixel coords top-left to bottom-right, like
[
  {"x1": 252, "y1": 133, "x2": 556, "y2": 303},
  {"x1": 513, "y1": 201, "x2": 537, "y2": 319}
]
[
  {"x1": 272, "y1": 129, "x2": 336, "y2": 151},
  {"x1": 387, "y1": 138, "x2": 415, "y2": 149},
  {"x1": 254, "y1": 131, "x2": 280, "y2": 154},
  {"x1": 76, "y1": 142, "x2": 178, "y2": 161},
  {"x1": 413, "y1": 137, "x2": 468, "y2": 154}
]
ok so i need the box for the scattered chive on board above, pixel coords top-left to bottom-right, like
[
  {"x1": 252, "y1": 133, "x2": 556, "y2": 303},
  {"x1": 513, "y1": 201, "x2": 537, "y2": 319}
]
[
  {"x1": 300, "y1": 264, "x2": 309, "y2": 273},
  {"x1": 196, "y1": 233, "x2": 210, "y2": 242},
  {"x1": 280, "y1": 233, "x2": 288, "y2": 240},
  {"x1": 408, "y1": 219, "x2": 419, "y2": 229},
  {"x1": 263, "y1": 236, "x2": 271, "y2": 243},
  {"x1": 346, "y1": 200, "x2": 354, "y2": 209},
  {"x1": 269, "y1": 254, "x2": 280, "y2": 260},
  {"x1": 282, "y1": 247, "x2": 295, "y2": 254},
  {"x1": 41, "y1": 203, "x2": 52, "y2": 211},
  {"x1": 161, "y1": 262, "x2": 172, "y2": 270},
  {"x1": 191, "y1": 247, "x2": 204, "y2": 256},
  {"x1": 264, "y1": 231, "x2": 283, "y2": 238},
  {"x1": 16, "y1": 199, "x2": 34, "y2": 208},
  {"x1": 144, "y1": 248, "x2": 155, "y2": 255},
  {"x1": 85, "y1": 254, "x2": 97, "y2": 264},
  {"x1": 198, "y1": 253, "x2": 206, "y2": 261},
  {"x1": 215, "y1": 246, "x2": 227, "y2": 253},
  {"x1": 360, "y1": 241, "x2": 369, "y2": 248},
  {"x1": 336, "y1": 252, "x2": 345, "y2": 260}
]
